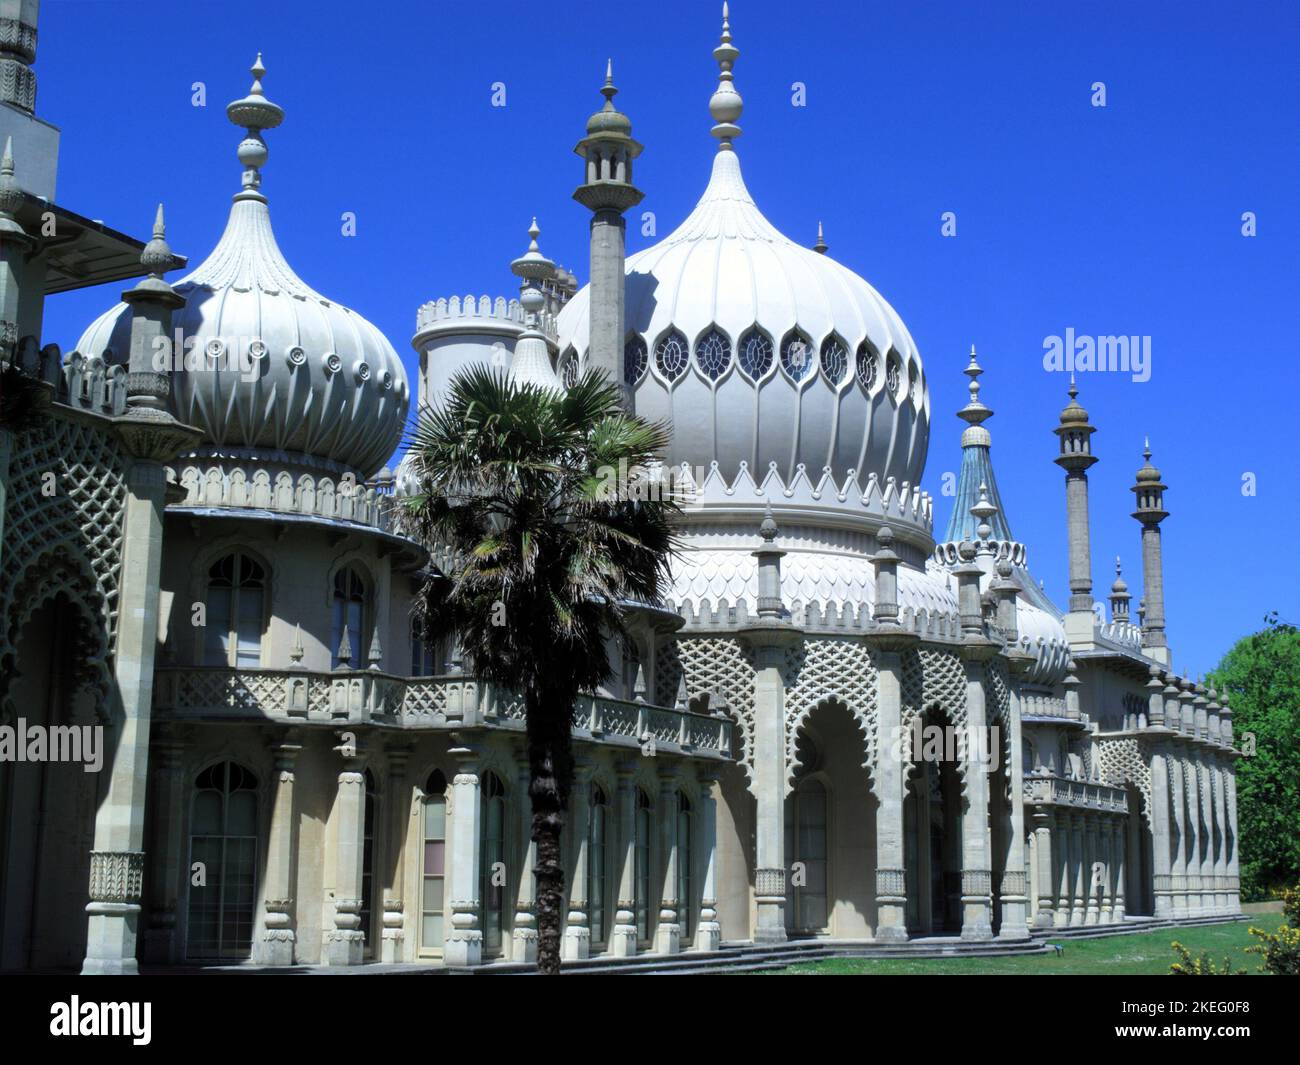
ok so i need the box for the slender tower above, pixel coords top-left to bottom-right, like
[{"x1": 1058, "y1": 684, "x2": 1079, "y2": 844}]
[
  {"x1": 1053, "y1": 378, "x2": 1097, "y2": 645},
  {"x1": 573, "y1": 59, "x2": 642, "y2": 401},
  {"x1": 1131, "y1": 440, "x2": 1170, "y2": 663}
]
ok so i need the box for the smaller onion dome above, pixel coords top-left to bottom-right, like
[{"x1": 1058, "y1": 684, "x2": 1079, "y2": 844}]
[
  {"x1": 74, "y1": 56, "x2": 409, "y2": 477},
  {"x1": 586, "y1": 60, "x2": 633, "y2": 136},
  {"x1": 1058, "y1": 376, "x2": 1091, "y2": 425}
]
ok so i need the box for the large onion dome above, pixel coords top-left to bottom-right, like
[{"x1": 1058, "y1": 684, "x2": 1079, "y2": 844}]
[
  {"x1": 555, "y1": 19, "x2": 928, "y2": 491},
  {"x1": 74, "y1": 57, "x2": 408, "y2": 477}
]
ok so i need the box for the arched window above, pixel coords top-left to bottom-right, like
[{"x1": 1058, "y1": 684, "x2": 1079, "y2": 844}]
[
  {"x1": 792, "y1": 777, "x2": 829, "y2": 932},
  {"x1": 819, "y1": 334, "x2": 849, "y2": 385},
  {"x1": 558, "y1": 348, "x2": 580, "y2": 388},
  {"x1": 780, "y1": 330, "x2": 814, "y2": 383},
  {"x1": 420, "y1": 770, "x2": 448, "y2": 953},
  {"x1": 695, "y1": 327, "x2": 732, "y2": 381},
  {"x1": 480, "y1": 771, "x2": 508, "y2": 955},
  {"x1": 856, "y1": 341, "x2": 879, "y2": 391},
  {"x1": 331, "y1": 565, "x2": 367, "y2": 668},
  {"x1": 677, "y1": 793, "x2": 693, "y2": 942},
  {"x1": 588, "y1": 784, "x2": 609, "y2": 946},
  {"x1": 186, "y1": 761, "x2": 259, "y2": 959},
  {"x1": 624, "y1": 336, "x2": 648, "y2": 387},
  {"x1": 654, "y1": 329, "x2": 689, "y2": 383},
  {"x1": 360, "y1": 769, "x2": 378, "y2": 958},
  {"x1": 738, "y1": 327, "x2": 774, "y2": 380},
  {"x1": 635, "y1": 788, "x2": 653, "y2": 942},
  {"x1": 203, "y1": 552, "x2": 265, "y2": 666}
]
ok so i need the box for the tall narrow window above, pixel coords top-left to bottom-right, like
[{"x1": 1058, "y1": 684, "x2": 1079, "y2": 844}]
[
  {"x1": 588, "y1": 784, "x2": 609, "y2": 946},
  {"x1": 331, "y1": 565, "x2": 366, "y2": 668},
  {"x1": 677, "y1": 793, "x2": 693, "y2": 941},
  {"x1": 360, "y1": 769, "x2": 377, "y2": 957},
  {"x1": 186, "y1": 761, "x2": 259, "y2": 960},
  {"x1": 635, "y1": 788, "x2": 652, "y2": 942},
  {"x1": 480, "y1": 772, "x2": 507, "y2": 955},
  {"x1": 792, "y1": 777, "x2": 829, "y2": 932},
  {"x1": 420, "y1": 770, "x2": 448, "y2": 952},
  {"x1": 426, "y1": 769, "x2": 452, "y2": 951},
  {"x1": 203, "y1": 553, "x2": 265, "y2": 666},
  {"x1": 409, "y1": 616, "x2": 442, "y2": 676}
]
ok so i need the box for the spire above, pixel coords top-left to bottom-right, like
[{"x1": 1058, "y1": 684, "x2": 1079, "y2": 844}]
[
  {"x1": 709, "y1": 3, "x2": 743, "y2": 149},
  {"x1": 813, "y1": 221, "x2": 828, "y2": 254},
  {"x1": 0, "y1": 137, "x2": 27, "y2": 238},
  {"x1": 226, "y1": 53, "x2": 284, "y2": 199},
  {"x1": 943, "y1": 345, "x2": 1014, "y2": 544},
  {"x1": 509, "y1": 218, "x2": 563, "y2": 391},
  {"x1": 1109, "y1": 556, "x2": 1131, "y2": 622}
]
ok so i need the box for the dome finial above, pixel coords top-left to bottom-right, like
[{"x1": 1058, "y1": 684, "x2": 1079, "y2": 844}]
[
  {"x1": 139, "y1": 203, "x2": 175, "y2": 279},
  {"x1": 957, "y1": 343, "x2": 992, "y2": 432},
  {"x1": 0, "y1": 136, "x2": 24, "y2": 233},
  {"x1": 226, "y1": 53, "x2": 285, "y2": 200},
  {"x1": 709, "y1": 2, "x2": 743, "y2": 150},
  {"x1": 813, "y1": 221, "x2": 828, "y2": 254}
]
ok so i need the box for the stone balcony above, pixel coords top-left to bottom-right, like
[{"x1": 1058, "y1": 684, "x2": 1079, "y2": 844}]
[
  {"x1": 1023, "y1": 772, "x2": 1128, "y2": 813},
  {"x1": 152, "y1": 666, "x2": 733, "y2": 760}
]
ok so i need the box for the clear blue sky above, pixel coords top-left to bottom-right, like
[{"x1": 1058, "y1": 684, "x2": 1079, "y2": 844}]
[{"x1": 38, "y1": 0, "x2": 1300, "y2": 676}]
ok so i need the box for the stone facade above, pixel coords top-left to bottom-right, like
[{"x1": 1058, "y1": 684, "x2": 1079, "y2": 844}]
[{"x1": 0, "y1": 4, "x2": 1241, "y2": 973}]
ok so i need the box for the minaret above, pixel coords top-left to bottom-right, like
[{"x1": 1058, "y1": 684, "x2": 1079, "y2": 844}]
[
  {"x1": 945, "y1": 346, "x2": 1014, "y2": 544},
  {"x1": 1108, "y1": 557, "x2": 1131, "y2": 624},
  {"x1": 572, "y1": 58, "x2": 642, "y2": 402},
  {"x1": 1131, "y1": 439, "x2": 1170, "y2": 663},
  {"x1": 0, "y1": 0, "x2": 39, "y2": 113},
  {"x1": 1053, "y1": 378, "x2": 1097, "y2": 646}
]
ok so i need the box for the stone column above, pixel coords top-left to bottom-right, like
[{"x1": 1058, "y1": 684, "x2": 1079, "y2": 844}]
[
  {"x1": 1032, "y1": 808, "x2": 1056, "y2": 929},
  {"x1": 1054, "y1": 808, "x2": 1072, "y2": 927},
  {"x1": 610, "y1": 760, "x2": 639, "y2": 957},
  {"x1": 381, "y1": 744, "x2": 412, "y2": 963},
  {"x1": 1111, "y1": 815, "x2": 1127, "y2": 922},
  {"x1": 142, "y1": 735, "x2": 187, "y2": 964},
  {"x1": 81, "y1": 458, "x2": 169, "y2": 975},
  {"x1": 751, "y1": 641, "x2": 792, "y2": 943},
  {"x1": 998, "y1": 662, "x2": 1031, "y2": 940},
  {"x1": 1069, "y1": 814, "x2": 1086, "y2": 927},
  {"x1": 1183, "y1": 750, "x2": 1203, "y2": 917},
  {"x1": 1148, "y1": 741, "x2": 1174, "y2": 917},
  {"x1": 562, "y1": 763, "x2": 592, "y2": 961},
  {"x1": 444, "y1": 745, "x2": 483, "y2": 966},
  {"x1": 1197, "y1": 758, "x2": 1216, "y2": 916},
  {"x1": 655, "y1": 770, "x2": 681, "y2": 954},
  {"x1": 958, "y1": 651, "x2": 994, "y2": 941},
  {"x1": 1223, "y1": 762, "x2": 1241, "y2": 915},
  {"x1": 872, "y1": 639, "x2": 913, "y2": 943},
  {"x1": 512, "y1": 758, "x2": 538, "y2": 963},
  {"x1": 258, "y1": 739, "x2": 301, "y2": 965},
  {"x1": 325, "y1": 745, "x2": 366, "y2": 965},
  {"x1": 1211, "y1": 757, "x2": 1227, "y2": 915},
  {"x1": 694, "y1": 770, "x2": 722, "y2": 952},
  {"x1": 1167, "y1": 750, "x2": 1188, "y2": 915},
  {"x1": 1084, "y1": 816, "x2": 1101, "y2": 925}
]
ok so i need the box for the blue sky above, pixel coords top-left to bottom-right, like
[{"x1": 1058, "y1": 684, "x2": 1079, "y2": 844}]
[{"x1": 38, "y1": 0, "x2": 1300, "y2": 675}]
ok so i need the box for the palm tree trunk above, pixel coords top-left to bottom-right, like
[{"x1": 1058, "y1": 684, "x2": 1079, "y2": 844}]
[{"x1": 525, "y1": 684, "x2": 575, "y2": 974}]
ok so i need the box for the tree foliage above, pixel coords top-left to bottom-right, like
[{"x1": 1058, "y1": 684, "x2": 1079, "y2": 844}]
[{"x1": 1208, "y1": 612, "x2": 1300, "y2": 900}]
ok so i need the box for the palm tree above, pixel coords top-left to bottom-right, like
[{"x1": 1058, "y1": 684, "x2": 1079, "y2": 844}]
[{"x1": 402, "y1": 365, "x2": 678, "y2": 974}]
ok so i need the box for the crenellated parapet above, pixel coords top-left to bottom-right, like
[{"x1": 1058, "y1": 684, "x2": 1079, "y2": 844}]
[{"x1": 414, "y1": 294, "x2": 557, "y2": 342}]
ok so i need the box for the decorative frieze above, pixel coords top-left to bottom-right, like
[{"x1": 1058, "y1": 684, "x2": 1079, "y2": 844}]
[
  {"x1": 755, "y1": 867, "x2": 786, "y2": 897},
  {"x1": 88, "y1": 851, "x2": 145, "y2": 904}
]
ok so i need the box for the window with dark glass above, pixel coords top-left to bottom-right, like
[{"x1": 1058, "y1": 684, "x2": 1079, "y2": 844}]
[
  {"x1": 421, "y1": 770, "x2": 448, "y2": 951},
  {"x1": 203, "y1": 552, "x2": 265, "y2": 667},
  {"x1": 186, "y1": 761, "x2": 259, "y2": 960}
]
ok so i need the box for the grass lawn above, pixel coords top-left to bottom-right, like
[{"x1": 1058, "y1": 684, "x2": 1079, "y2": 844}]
[{"x1": 758, "y1": 920, "x2": 1267, "y2": 975}]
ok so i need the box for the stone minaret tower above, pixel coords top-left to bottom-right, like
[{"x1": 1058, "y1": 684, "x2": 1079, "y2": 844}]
[
  {"x1": 0, "y1": 0, "x2": 39, "y2": 114},
  {"x1": 1131, "y1": 440, "x2": 1170, "y2": 663},
  {"x1": 1053, "y1": 379, "x2": 1097, "y2": 645},
  {"x1": 573, "y1": 59, "x2": 642, "y2": 402}
]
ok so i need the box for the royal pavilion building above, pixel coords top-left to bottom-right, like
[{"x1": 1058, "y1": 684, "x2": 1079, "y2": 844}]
[{"x1": 0, "y1": 2, "x2": 1241, "y2": 972}]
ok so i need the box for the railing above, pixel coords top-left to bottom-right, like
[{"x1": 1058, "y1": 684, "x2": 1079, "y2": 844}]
[
  {"x1": 1020, "y1": 690, "x2": 1073, "y2": 721},
  {"x1": 1023, "y1": 773, "x2": 1128, "y2": 813},
  {"x1": 152, "y1": 667, "x2": 732, "y2": 759}
]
